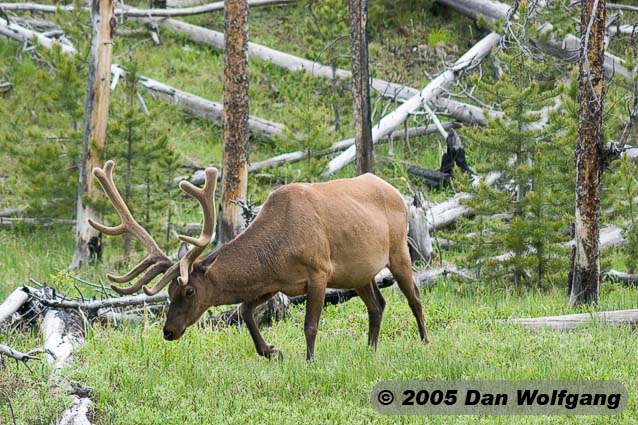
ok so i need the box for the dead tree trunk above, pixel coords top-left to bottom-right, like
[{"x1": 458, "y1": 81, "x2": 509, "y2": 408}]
[
  {"x1": 220, "y1": 0, "x2": 250, "y2": 243},
  {"x1": 348, "y1": 0, "x2": 374, "y2": 175},
  {"x1": 70, "y1": 0, "x2": 115, "y2": 269},
  {"x1": 568, "y1": 0, "x2": 607, "y2": 307}
]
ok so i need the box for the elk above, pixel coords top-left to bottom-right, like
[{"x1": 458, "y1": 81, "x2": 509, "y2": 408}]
[{"x1": 90, "y1": 160, "x2": 429, "y2": 360}]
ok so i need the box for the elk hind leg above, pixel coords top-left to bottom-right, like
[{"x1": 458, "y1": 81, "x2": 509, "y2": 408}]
[
  {"x1": 304, "y1": 274, "x2": 327, "y2": 361},
  {"x1": 355, "y1": 281, "x2": 385, "y2": 348},
  {"x1": 389, "y1": 247, "x2": 429, "y2": 344}
]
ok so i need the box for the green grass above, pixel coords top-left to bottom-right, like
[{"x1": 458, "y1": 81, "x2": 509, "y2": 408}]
[{"x1": 3, "y1": 279, "x2": 638, "y2": 424}]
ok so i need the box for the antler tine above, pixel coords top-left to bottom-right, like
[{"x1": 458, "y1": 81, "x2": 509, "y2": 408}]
[
  {"x1": 143, "y1": 263, "x2": 181, "y2": 296},
  {"x1": 90, "y1": 160, "x2": 175, "y2": 294},
  {"x1": 91, "y1": 161, "x2": 166, "y2": 258},
  {"x1": 177, "y1": 167, "x2": 218, "y2": 286}
]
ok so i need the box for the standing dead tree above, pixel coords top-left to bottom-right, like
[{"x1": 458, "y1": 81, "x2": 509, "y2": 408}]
[
  {"x1": 348, "y1": 0, "x2": 374, "y2": 174},
  {"x1": 70, "y1": 0, "x2": 115, "y2": 269},
  {"x1": 220, "y1": 0, "x2": 250, "y2": 243},
  {"x1": 568, "y1": 0, "x2": 607, "y2": 307}
]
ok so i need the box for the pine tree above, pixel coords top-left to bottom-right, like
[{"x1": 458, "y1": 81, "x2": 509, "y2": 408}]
[{"x1": 458, "y1": 48, "x2": 574, "y2": 285}]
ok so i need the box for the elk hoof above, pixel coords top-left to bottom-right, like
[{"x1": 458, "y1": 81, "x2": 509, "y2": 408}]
[{"x1": 266, "y1": 345, "x2": 283, "y2": 361}]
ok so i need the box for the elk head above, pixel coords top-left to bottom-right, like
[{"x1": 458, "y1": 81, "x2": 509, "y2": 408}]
[{"x1": 89, "y1": 160, "x2": 218, "y2": 340}]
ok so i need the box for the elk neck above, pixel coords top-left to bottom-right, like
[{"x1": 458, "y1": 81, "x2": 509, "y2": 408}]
[{"x1": 201, "y1": 215, "x2": 289, "y2": 307}]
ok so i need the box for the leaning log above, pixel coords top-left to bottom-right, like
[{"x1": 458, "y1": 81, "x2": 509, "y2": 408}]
[
  {"x1": 325, "y1": 31, "x2": 502, "y2": 174},
  {"x1": 138, "y1": 17, "x2": 416, "y2": 101},
  {"x1": 508, "y1": 309, "x2": 638, "y2": 330}
]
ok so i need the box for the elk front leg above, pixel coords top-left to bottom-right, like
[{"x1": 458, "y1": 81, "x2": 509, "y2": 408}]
[
  {"x1": 239, "y1": 293, "x2": 281, "y2": 359},
  {"x1": 304, "y1": 276, "x2": 327, "y2": 361}
]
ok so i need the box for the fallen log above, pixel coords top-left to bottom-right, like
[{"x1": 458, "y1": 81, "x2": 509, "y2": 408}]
[
  {"x1": 42, "y1": 309, "x2": 92, "y2": 424},
  {"x1": 606, "y1": 269, "x2": 638, "y2": 284},
  {"x1": 112, "y1": 65, "x2": 286, "y2": 139},
  {"x1": 508, "y1": 309, "x2": 638, "y2": 330},
  {"x1": 325, "y1": 31, "x2": 502, "y2": 175},
  {"x1": 0, "y1": 19, "x2": 77, "y2": 56},
  {"x1": 289, "y1": 264, "x2": 473, "y2": 306},
  {"x1": 187, "y1": 122, "x2": 459, "y2": 182},
  {"x1": 607, "y1": 4, "x2": 638, "y2": 12},
  {"x1": 607, "y1": 24, "x2": 638, "y2": 35},
  {"x1": 38, "y1": 292, "x2": 169, "y2": 312},
  {"x1": 0, "y1": 287, "x2": 30, "y2": 327},
  {"x1": 0, "y1": 0, "x2": 294, "y2": 17},
  {"x1": 138, "y1": 17, "x2": 416, "y2": 101},
  {"x1": 0, "y1": 207, "x2": 26, "y2": 217},
  {"x1": 0, "y1": 216, "x2": 75, "y2": 227}
]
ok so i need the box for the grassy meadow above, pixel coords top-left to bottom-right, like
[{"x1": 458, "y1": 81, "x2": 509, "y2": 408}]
[{"x1": 1, "y1": 229, "x2": 638, "y2": 424}]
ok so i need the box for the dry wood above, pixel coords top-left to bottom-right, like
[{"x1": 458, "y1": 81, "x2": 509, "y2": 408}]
[
  {"x1": 42, "y1": 309, "x2": 92, "y2": 424},
  {"x1": 406, "y1": 194, "x2": 432, "y2": 262},
  {"x1": 138, "y1": 17, "x2": 417, "y2": 101},
  {"x1": 349, "y1": 0, "x2": 374, "y2": 174},
  {"x1": 70, "y1": 0, "x2": 115, "y2": 269},
  {"x1": 0, "y1": 343, "x2": 43, "y2": 364},
  {"x1": 325, "y1": 31, "x2": 501, "y2": 174},
  {"x1": 607, "y1": 3, "x2": 638, "y2": 12},
  {"x1": 0, "y1": 0, "x2": 294, "y2": 17},
  {"x1": 432, "y1": 96, "x2": 502, "y2": 126},
  {"x1": 569, "y1": 0, "x2": 607, "y2": 307},
  {"x1": 508, "y1": 309, "x2": 638, "y2": 330},
  {"x1": 0, "y1": 217, "x2": 75, "y2": 227},
  {"x1": 38, "y1": 293, "x2": 169, "y2": 311},
  {"x1": 187, "y1": 122, "x2": 458, "y2": 183},
  {"x1": 112, "y1": 65, "x2": 285, "y2": 138},
  {"x1": 438, "y1": 0, "x2": 636, "y2": 81},
  {"x1": 0, "y1": 287, "x2": 29, "y2": 326},
  {"x1": 0, "y1": 19, "x2": 77, "y2": 55},
  {"x1": 606, "y1": 269, "x2": 638, "y2": 284},
  {"x1": 219, "y1": 0, "x2": 250, "y2": 243}
]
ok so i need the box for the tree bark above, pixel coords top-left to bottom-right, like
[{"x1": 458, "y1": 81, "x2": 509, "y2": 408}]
[
  {"x1": 348, "y1": 0, "x2": 374, "y2": 175},
  {"x1": 220, "y1": 0, "x2": 250, "y2": 243},
  {"x1": 70, "y1": 0, "x2": 115, "y2": 269},
  {"x1": 569, "y1": 0, "x2": 606, "y2": 307}
]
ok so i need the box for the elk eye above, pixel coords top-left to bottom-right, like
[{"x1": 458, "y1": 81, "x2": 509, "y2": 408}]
[{"x1": 185, "y1": 287, "x2": 195, "y2": 297}]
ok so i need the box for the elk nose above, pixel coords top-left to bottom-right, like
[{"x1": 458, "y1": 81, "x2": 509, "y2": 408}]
[{"x1": 163, "y1": 328, "x2": 174, "y2": 341}]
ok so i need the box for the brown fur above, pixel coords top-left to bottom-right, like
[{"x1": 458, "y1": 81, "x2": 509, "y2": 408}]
[{"x1": 164, "y1": 173, "x2": 429, "y2": 360}]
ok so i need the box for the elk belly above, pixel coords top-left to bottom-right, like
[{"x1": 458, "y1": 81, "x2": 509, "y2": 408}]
[{"x1": 465, "y1": 390, "x2": 508, "y2": 406}]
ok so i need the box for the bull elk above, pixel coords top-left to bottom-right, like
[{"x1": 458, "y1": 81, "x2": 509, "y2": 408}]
[{"x1": 90, "y1": 160, "x2": 429, "y2": 360}]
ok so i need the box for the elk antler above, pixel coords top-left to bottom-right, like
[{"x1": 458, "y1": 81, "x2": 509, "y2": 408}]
[
  {"x1": 175, "y1": 167, "x2": 218, "y2": 288},
  {"x1": 89, "y1": 160, "x2": 178, "y2": 295}
]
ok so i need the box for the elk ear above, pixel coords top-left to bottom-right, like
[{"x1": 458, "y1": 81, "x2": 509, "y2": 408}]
[{"x1": 177, "y1": 242, "x2": 189, "y2": 260}]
